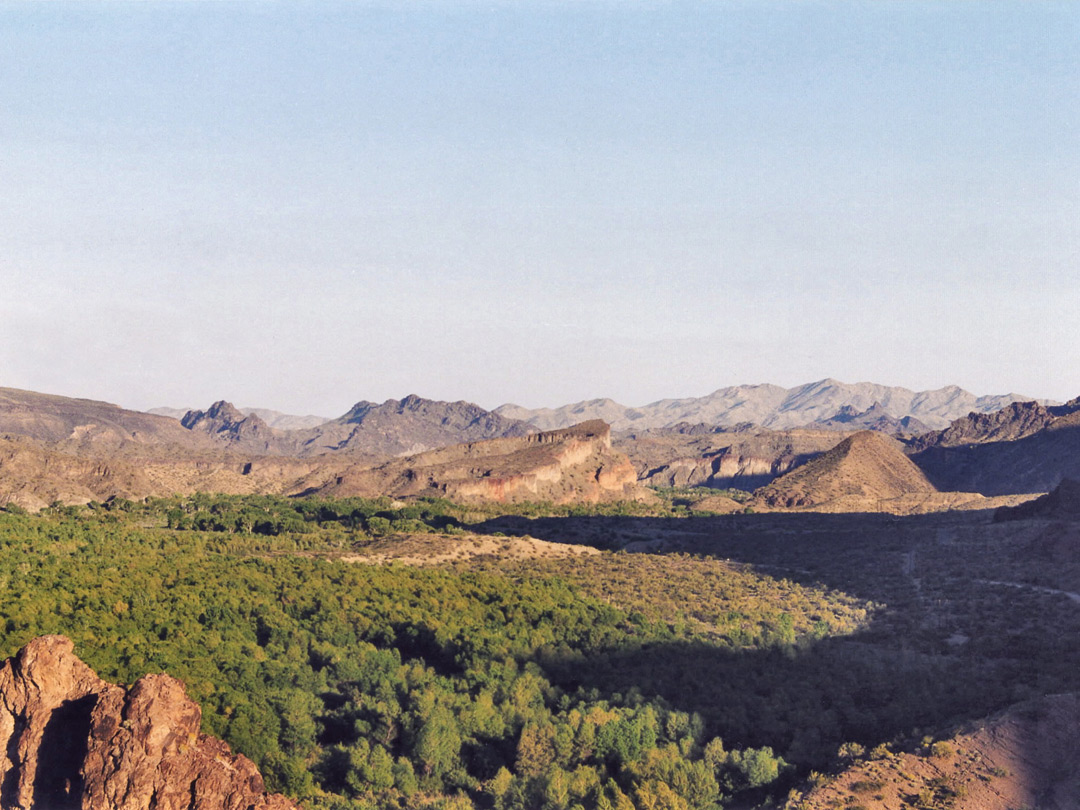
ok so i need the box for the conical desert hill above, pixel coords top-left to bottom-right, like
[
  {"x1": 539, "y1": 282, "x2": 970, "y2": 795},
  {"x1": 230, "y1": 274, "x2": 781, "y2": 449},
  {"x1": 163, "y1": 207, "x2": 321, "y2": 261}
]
[{"x1": 753, "y1": 430, "x2": 937, "y2": 510}]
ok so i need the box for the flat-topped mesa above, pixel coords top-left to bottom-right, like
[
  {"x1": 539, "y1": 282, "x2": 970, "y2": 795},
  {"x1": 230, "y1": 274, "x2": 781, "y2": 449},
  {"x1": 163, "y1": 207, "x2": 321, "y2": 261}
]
[
  {"x1": 0, "y1": 635, "x2": 297, "y2": 810},
  {"x1": 518, "y1": 419, "x2": 612, "y2": 450}
]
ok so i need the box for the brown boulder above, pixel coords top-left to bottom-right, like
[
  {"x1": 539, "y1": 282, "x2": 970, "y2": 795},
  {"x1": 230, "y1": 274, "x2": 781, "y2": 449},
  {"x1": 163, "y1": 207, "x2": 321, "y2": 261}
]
[{"x1": 0, "y1": 636, "x2": 296, "y2": 810}]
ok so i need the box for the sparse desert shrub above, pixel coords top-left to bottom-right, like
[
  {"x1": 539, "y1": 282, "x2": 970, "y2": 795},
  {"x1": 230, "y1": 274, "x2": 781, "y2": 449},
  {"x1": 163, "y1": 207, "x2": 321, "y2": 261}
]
[
  {"x1": 807, "y1": 770, "x2": 830, "y2": 788},
  {"x1": 836, "y1": 742, "x2": 865, "y2": 762},
  {"x1": 930, "y1": 741, "x2": 954, "y2": 758},
  {"x1": 850, "y1": 779, "x2": 884, "y2": 794}
]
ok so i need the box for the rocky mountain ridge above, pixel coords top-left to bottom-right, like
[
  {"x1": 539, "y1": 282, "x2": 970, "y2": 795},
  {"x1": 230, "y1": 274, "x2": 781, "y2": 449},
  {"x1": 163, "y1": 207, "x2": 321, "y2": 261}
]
[
  {"x1": 908, "y1": 400, "x2": 1080, "y2": 495},
  {"x1": 0, "y1": 417, "x2": 643, "y2": 510},
  {"x1": 0, "y1": 387, "x2": 220, "y2": 458},
  {"x1": 151, "y1": 406, "x2": 330, "y2": 431},
  {"x1": 810, "y1": 403, "x2": 931, "y2": 435},
  {"x1": 308, "y1": 420, "x2": 641, "y2": 504},
  {"x1": 178, "y1": 394, "x2": 534, "y2": 458},
  {"x1": 0, "y1": 635, "x2": 295, "y2": 810},
  {"x1": 498, "y1": 379, "x2": 1049, "y2": 432}
]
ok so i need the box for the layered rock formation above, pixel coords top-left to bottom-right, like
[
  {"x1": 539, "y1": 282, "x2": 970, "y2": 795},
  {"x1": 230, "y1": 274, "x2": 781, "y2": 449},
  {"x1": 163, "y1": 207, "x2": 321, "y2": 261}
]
[
  {"x1": 0, "y1": 437, "x2": 156, "y2": 512},
  {"x1": 0, "y1": 416, "x2": 642, "y2": 510},
  {"x1": 616, "y1": 427, "x2": 849, "y2": 490},
  {"x1": 312, "y1": 420, "x2": 643, "y2": 504},
  {"x1": 0, "y1": 635, "x2": 295, "y2": 810}
]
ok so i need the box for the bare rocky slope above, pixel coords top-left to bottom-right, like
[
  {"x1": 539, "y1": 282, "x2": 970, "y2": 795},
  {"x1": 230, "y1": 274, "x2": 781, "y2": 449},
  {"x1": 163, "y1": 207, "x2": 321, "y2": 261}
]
[
  {"x1": 0, "y1": 414, "x2": 643, "y2": 510},
  {"x1": 180, "y1": 401, "x2": 282, "y2": 455},
  {"x1": 810, "y1": 403, "x2": 931, "y2": 434},
  {"x1": 291, "y1": 394, "x2": 535, "y2": 457},
  {"x1": 909, "y1": 400, "x2": 1080, "y2": 495},
  {"x1": 0, "y1": 387, "x2": 531, "y2": 462},
  {"x1": 0, "y1": 635, "x2": 296, "y2": 810},
  {"x1": 909, "y1": 398, "x2": 1080, "y2": 452},
  {"x1": 615, "y1": 426, "x2": 852, "y2": 490},
  {"x1": 179, "y1": 394, "x2": 534, "y2": 458},
  {"x1": 498, "y1": 379, "x2": 1046, "y2": 432},
  {"x1": 752, "y1": 431, "x2": 939, "y2": 511},
  {"x1": 151, "y1": 406, "x2": 330, "y2": 431},
  {"x1": 995, "y1": 477, "x2": 1080, "y2": 522},
  {"x1": 794, "y1": 693, "x2": 1080, "y2": 810},
  {"x1": 307, "y1": 420, "x2": 643, "y2": 504},
  {"x1": 0, "y1": 387, "x2": 220, "y2": 458}
]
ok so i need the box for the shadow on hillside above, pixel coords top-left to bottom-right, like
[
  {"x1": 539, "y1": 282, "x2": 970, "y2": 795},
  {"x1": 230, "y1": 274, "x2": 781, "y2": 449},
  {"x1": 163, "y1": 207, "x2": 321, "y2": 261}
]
[
  {"x1": 912, "y1": 419, "x2": 1080, "y2": 494},
  {"x1": 472, "y1": 510, "x2": 999, "y2": 599},
  {"x1": 540, "y1": 632, "x2": 1016, "y2": 770},
  {"x1": 471, "y1": 509, "x2": 1080, "y2": 770}
]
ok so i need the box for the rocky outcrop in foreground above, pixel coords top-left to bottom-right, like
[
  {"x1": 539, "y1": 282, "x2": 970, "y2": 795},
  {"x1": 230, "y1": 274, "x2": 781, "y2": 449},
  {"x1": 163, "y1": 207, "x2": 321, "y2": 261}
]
[{"x1": 0, "y1": 635, "x2": 295, "y2": 810}]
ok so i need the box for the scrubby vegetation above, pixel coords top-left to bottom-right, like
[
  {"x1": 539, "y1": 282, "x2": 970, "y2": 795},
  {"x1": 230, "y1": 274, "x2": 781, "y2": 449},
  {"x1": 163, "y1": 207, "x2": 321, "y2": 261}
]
[
  {"x1": 0, "y1": 496, "x2": 858, "y2": 810},
  {"x1": 4, "y1": 494, "x2": 1077, "y2": 809}
]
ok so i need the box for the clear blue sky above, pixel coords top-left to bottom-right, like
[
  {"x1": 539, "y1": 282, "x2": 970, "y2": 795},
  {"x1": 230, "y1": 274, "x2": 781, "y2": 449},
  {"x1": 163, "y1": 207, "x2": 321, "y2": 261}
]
[{"x1": 1, "y1": 1, "x2": 1077, "y2": 415}]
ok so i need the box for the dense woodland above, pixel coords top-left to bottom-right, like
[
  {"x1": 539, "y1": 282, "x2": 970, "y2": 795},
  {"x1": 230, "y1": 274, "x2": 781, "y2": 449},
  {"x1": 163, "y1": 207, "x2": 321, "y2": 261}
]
[{"x1": 1, "y1": 493, "x2": 1076, "y2": 809}]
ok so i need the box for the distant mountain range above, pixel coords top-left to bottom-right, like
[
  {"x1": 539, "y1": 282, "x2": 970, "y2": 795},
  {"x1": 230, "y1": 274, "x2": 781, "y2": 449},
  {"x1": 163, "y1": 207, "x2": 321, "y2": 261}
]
[
  {"x1": 496, "y1": 379, "x2": 1051, "y2": 432},
  {"x1": 7, "y1": 378, "x2": 1080, "y2": 510},
  {"x1": 176, "y1": 394, "x2": 534, "y2": 458},
  {"x1": 149, "y1": 406, "x2": 330, "y2": 431}
]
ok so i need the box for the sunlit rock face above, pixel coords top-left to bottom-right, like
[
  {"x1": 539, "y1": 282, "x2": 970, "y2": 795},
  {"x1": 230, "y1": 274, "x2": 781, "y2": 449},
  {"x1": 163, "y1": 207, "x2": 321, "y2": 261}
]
[{"x1": 0, "y1": 635, "x2": 297, "y2": 810}]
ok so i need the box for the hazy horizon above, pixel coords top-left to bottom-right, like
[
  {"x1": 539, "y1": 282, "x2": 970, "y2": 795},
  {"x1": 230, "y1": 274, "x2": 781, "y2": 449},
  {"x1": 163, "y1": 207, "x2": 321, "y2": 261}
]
[
  {"x1": 3, "y1": 2, "x2": 1077, "y2": 415},
  {"x1": 7, "y1": 375, "x2": 1064, "y2": 421}
]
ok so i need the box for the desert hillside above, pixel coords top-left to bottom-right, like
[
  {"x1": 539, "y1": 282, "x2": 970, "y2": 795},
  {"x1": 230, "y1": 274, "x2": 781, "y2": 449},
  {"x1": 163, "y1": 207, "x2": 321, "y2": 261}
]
[
  {"x1": 910, "y1": 401, "x2": 1080, "y2": 495},
  {"x1": 178, "y1": 394, "x2": 534, "y2": 457},
  {"x1": 794, "y1": 693, "x2": 1080, "y2": 810},
  {"x1": 617, "y1": 425, "x2": 850, "y2": 490},
  {"x1": 753, "y1": 430, "x2": 937, "y2": 510},
  {"x1": 309, "y1": 419, "x2": 642, "y2": 504}
]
